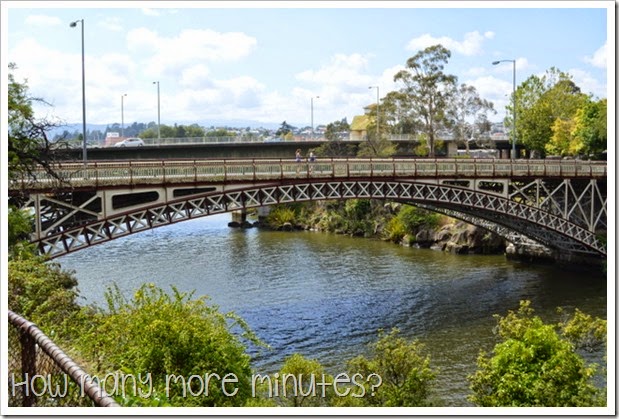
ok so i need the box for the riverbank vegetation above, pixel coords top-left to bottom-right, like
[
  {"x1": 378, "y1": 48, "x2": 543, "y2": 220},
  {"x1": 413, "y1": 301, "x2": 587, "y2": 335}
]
[{"x1": 263, "y1": 199, "x2": 506, "y2": 255}]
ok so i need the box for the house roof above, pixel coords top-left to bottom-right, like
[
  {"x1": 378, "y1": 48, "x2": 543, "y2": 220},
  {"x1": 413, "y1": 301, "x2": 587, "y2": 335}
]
[{"x1": 350, "y1": 114, "x2": 370, "y2": 131}]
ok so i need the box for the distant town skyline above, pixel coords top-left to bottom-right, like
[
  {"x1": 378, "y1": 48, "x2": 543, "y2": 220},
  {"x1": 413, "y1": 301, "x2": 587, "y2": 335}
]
[{"x1": 5, "y1": 1, "x2": 610, "y2": 129}]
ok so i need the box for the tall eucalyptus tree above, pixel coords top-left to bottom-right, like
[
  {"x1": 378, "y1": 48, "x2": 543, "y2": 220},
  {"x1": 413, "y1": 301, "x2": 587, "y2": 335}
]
[{"x1": 393, "y1": 45, "x2": 457, "y2": 157}]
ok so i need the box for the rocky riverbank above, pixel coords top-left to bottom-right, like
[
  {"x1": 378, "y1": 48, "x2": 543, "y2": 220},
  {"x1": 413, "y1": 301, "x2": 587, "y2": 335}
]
[
  {"x1": 240, "y1": 200, "x2": 508, "y2": 254},
  {"x1": 228, "y1": 202, "x2": 605, "y2": 270}
]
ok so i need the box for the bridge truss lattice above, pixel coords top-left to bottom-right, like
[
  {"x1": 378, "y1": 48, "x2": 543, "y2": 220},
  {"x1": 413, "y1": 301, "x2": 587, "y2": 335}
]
[{"x1": 8, "y1": 158, "x2": 607, "y2": 259}]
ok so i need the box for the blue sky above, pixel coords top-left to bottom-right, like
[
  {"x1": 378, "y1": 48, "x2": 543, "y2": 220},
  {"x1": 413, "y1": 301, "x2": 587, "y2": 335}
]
[{"x1": 3, "y1": 1, "x2": 612, "y2": 129}]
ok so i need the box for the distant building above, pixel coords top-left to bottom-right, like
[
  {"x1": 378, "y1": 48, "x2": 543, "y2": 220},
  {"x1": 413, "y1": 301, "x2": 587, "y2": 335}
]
[
  {"x1": 349, "y1": 104, "x2": 374, "y2": 140},
  {"x1": 104, "y1": 132, "x2": 122, "y2": 147}
]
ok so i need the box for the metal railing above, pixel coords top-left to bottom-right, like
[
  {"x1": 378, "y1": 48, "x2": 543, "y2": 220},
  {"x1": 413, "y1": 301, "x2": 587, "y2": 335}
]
[
  {"x1": 7, "y1": 310, "x2": 119, "y2": 407},
  {"x1": 101, "y1": 133, "x2": 495, "y2": 147},
  {"x1": 9, "y1": 158, "x2": 607, "y2": 191}
]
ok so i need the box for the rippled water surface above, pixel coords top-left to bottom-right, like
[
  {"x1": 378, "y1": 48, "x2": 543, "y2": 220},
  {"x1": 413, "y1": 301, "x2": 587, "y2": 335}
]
[{"x1": 59, "y1": 214, "x2": 607, "y2": 406}]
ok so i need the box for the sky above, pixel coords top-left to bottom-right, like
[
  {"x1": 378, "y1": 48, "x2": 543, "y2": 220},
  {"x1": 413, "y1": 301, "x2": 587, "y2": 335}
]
[{"x1": 3, "y1": 1, "x2": 612, "y2": 130}]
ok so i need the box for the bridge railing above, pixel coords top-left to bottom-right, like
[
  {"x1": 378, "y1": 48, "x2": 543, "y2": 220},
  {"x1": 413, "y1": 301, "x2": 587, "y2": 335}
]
[
  {"x1": 9, "y1": 158, "x2": 607, "y2": 191},
  {"x1": 7, "y1": 310, "x2": 119, "y2": 407},
  {"x1": 124, "y1": 134, "x2": 436, "y2": 147}
]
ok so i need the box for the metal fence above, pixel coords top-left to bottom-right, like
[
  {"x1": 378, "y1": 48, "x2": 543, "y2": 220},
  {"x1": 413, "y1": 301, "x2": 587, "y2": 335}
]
[
  {"x1": 9, "y1": 158, "x2": 608, "y2": 191},
  {"x1": 7, "y1": 310, "x2": 119, "y2": 407}
]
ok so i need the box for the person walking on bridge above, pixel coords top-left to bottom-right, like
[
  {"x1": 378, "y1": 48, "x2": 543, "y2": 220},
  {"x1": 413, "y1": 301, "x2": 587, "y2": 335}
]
[
  {"x1": 308, "y1": 150, "x2": 316, "y2": 174},
  {"x1": 295, "y1": 149, "x2": 302, "y2": 175}
]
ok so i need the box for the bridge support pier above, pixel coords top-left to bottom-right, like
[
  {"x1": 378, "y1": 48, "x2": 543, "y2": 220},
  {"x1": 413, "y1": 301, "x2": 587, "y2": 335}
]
[
  {"x1": 229, "y1": 209, "x2": 253, "y2": 228},
  {"x1": 506, "y1": 243, "x2": 605, "y2": 272},
  {"x1": 257, "y1": 206, "x2": 271, "y2": 226},
  {"x1": 231, "y1": 209, "x2": 247, "y2": 224}
]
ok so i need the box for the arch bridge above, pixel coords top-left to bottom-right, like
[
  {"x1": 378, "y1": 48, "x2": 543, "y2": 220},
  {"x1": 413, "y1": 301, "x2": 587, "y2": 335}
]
[{"x1": 8, "y1": 158, "x2": 607, "y2": 261}]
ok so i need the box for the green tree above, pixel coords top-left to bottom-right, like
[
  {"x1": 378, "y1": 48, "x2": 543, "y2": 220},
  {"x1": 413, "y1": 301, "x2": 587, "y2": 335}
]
[
  {"x1": 356, "y1": 133, "x2": 397, "y2": 157},
  {"x1": 571, "y1": 98, "x2": 607, "y2": 158},
  {"x1": 205, "y1": 128, "x2": 232, "y2": 137},
  {"x1": 347, "y1": 328, "x2": 437, "y2": 406},
  {"x1": 468, "y1": 300, "x2": 605, "y2": 407},
  {"x1": 514, "y1": 68, "x2": 588, "y2": 157},
  {"x1": 78, "y1": 283, "x2": 260, "y2": 407},
  {"x1": 315, "y1": 118, "x2": 356, "y2": 157},
  {"x1": 8, "y1": 255, "x2": 81, "y2": 338},
  {"x1": 259, "y1": 353, "x2": 334, "y2": 407},
  {"x1": 184, "y1": 123, "x2": 202, "y2": 137},
  {"x1": 160, "y1": 124, "x2": 177, "y2": 138},
  {"x1": 545, "y1": 117, "x2": 576, "y2": 156},
  {"x1": 8, "y1": 206, "x2": 37, "y2": 258},
  {"x1": 448, "y1": 83, "x2": 495, "y2": 154},
  {"x1": 381, "y1": 90, "x2": 419, "y2": 136},
  {"x1": 276, "y1": 121, "x2": 296, "y2": 137},
  {"x1": 393, "y1": 45, "x2": 457, "y2": 157},
  {"x1": 8, "y1": 63, "x2": 63, "y2": 182}
]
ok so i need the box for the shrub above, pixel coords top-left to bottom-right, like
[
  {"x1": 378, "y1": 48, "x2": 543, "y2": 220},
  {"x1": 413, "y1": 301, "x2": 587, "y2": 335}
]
[
  {"x1": 468, "y1": 301, "x2": 605, "y2": 407},
  {"x1": 78, "y1": 283, "x2": 259, "y2": 406},
  {"x1": 346, "y1": 328, "x2": 437, "y2": 406}
]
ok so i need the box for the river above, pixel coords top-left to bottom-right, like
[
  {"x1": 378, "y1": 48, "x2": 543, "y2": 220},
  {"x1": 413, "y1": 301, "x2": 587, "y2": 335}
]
[{"x1": 58, "y1": 213, "x2": 607, "y2": 406}]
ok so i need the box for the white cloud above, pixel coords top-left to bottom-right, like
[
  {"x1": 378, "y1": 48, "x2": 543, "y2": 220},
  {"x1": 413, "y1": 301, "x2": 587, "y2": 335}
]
[
  {"x1": 406, "y1": 31, "x2": 494, "y2": 56},
  {"x1": 97, "y1": 17, "x2": 124, "y2": 32},
  {"x1": 25, "y1": 15, "x2": 61, "y2": 26},
  {"x1": 465, "y1": 75, "x2": 514, "y2": 120},
  {"x1": 179, "y1": 64, "x2": 212, "y2": 88},
  {"x1": 127, "y1": 28, "x2": 257, "y2": 77},
  {"x1": 141, "y1": 8, "x2": 161, "y2": 17},
  {"x1": 293, "y1": 53, "x2": 394, "y2": 124},
  {"x1": 296, "y1": 53, "x2": 373, "y2": 89},
  {"x1": 584, "y1": 42, "x2": 606, "y2": 69},
  {"x1": 569, "y1": 68, "x2": 607, "y2": 99}
]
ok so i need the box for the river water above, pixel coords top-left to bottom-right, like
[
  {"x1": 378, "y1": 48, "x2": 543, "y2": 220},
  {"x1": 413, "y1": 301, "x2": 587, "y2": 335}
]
[{"x1": 58, "y1": 213, "x2": 607, "y2": 406}]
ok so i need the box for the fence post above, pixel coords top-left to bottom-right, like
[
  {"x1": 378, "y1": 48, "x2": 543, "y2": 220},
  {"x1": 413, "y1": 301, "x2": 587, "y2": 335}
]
[{"x1": 20, "y1": 329, "x2": 36, "y2": 407}]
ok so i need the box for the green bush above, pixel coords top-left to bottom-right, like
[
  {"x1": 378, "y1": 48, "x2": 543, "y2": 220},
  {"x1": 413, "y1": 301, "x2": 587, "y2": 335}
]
[
  {"x1": 384, "y1": 216, "x2": 407, "y2": 242},
  {"x1": 8, "y1": 257, "x2": 81, "y2": 338},
  {"x1": 78, "y1": 283, "x2": 260, "y2": 406},
  {"x1": 346, "y1": 328, "x2": 437, "y2": 406},
  {"x1": 266, "y1": 206, "x2": 296, "y2": 228},
  {"x1": 468, "y1": 301, "x2": 605, "y2": 407},
  {"x1": 397, "y1": 205, "x2": 440, "y2": 231},
  {"x1": 261, "y1": 353, "x2": 334, "y2": 407}
]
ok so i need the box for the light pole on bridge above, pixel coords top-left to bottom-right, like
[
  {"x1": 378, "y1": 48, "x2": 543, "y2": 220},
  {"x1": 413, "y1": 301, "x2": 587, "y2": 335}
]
[
  {"x1": 69, "y1": 18, "x2": 87, "y2": 165},
  {"x1": 311, "y1": 96, "x2": 319, "y2": 140},
  {"x1": 153, "y1": 81, "x2": 161, "y2": 141},
  {"x1": 368, "y1": 85, "x2": 379, "y2": 141},
  {"x1": 492, "y1": 59, "x2": 517, "y2": 159},
  {"x1": 121, "y1": 93, "x2": 127, "y2": 138}
]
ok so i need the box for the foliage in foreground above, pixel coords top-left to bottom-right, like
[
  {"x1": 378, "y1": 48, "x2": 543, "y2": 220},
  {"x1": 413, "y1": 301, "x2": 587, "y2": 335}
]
[
  {"x1": 257, "y1": 329, "x2": 438, "y2": 407},
  {"x1": 345, "y1": 328, "x2": 437, "y2": 407},
  {"x1": 468, "y1": 300, "x2": 606, "y2": 407},
  {"x1": 76, "y1": 283, "x2": 261, "y2": 407}
]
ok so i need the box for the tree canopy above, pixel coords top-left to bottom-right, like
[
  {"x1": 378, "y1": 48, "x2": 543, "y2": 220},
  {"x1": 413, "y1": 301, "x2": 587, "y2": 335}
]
[
  {"x1": 513, "y1": 67, "x2": 590, "y2": 157},
  {"x1": 8, "y1": 63, "x2": 64, "y2": 182},
  {"x1": 393, "y1": 44, "x2": 457, "y2": 157},
  {"x1": 468, "y1": 300, "x2": 605, "y2": 407},
  {"x1": 448, "y1": 83, "x2": 495, "y2": 153}
]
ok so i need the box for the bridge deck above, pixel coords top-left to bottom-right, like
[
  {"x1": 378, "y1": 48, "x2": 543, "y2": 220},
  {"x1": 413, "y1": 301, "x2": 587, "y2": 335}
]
[{"x1": 9, "y1": 158, "x2": 607, "y2": 192}]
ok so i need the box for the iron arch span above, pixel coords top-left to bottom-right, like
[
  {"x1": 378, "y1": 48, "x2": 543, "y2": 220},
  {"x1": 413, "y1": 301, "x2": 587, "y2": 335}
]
[{"x1": 33, "y1": 179, "x2": 606, "y2": 259}]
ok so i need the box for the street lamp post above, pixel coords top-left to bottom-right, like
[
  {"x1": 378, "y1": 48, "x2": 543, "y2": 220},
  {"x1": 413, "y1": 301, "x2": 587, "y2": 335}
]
[
  {"x1": 311, "y1": 96, "x2": 319, "y2": 140},
  {"x1": 492, "y1": 59, "x2": 517, "y2": 159},
  {"x1": 121, "y1": 93, "x2": 127, "y2": 138},
  {"x1": 368, "y1": 86, "x2": 379, "y2": 140},
  {"x1": 153, "y1": 81, "x2": 161, "y2": 141},
  {"x1": 69, "y1": 19, "x2": 87, "y2": 164}
]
